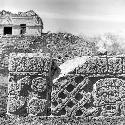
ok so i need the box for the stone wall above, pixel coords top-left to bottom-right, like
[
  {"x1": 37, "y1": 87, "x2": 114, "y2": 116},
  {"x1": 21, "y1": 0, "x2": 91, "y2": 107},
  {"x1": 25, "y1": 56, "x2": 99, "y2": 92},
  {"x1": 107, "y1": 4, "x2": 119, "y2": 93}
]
[
  {"x1": 7, "y1": 54, "x2": 125, "y2": 124},
  {"x1": 0, "y1": 10, "x2": 43, "y2": 36},
  {"x1": 52, "y1": 56, "x2": 125, "y2": 119},
  {"x1": 7, "y1": 53, "x2": 52, "y2": 116}
]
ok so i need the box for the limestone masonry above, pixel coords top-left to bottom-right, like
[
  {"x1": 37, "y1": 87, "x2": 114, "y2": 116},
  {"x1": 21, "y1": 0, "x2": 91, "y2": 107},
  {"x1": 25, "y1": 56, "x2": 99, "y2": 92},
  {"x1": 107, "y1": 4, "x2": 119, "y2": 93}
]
[{"x1": 0, "y1": 10, "x2": 43, "y2": 36}]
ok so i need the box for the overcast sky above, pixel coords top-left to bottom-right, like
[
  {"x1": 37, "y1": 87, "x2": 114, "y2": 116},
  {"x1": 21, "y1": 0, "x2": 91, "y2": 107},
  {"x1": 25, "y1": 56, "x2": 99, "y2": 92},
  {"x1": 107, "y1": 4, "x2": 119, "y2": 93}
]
[{"x1": 1, "y1": 0, "x2": 125, "y2": 35}]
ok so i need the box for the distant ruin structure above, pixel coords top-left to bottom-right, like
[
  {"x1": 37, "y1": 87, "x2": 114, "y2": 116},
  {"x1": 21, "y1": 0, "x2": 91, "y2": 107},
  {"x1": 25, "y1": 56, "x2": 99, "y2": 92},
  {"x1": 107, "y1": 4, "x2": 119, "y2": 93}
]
[{"x1": 0, "y1": 10, "x2": 43, "y2": 36}]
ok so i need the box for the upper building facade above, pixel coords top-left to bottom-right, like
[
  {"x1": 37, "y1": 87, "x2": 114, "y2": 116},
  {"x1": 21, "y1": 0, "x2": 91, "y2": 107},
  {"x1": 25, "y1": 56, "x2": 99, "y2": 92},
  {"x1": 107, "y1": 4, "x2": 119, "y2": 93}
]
[{"x1": 0, "y1": 10, "x2": 43, "y2": 36}]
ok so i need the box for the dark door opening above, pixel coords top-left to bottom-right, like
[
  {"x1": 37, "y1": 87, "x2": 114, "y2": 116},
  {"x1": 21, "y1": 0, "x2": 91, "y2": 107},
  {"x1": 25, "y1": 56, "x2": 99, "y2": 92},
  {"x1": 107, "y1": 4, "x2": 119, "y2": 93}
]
[
  {"x1": 20, "y1": 24, "x2": 26, "y2": 35},
  {"x1": 4, "y1": 27, "x2": 12, "y2": 35}
]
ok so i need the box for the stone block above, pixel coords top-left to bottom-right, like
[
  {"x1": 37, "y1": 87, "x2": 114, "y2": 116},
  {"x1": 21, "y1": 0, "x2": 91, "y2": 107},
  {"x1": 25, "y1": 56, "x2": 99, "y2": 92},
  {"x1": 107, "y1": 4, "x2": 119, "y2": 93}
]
[{"x1": 7, "y1": 53, "x2": 52, "y2": 116}]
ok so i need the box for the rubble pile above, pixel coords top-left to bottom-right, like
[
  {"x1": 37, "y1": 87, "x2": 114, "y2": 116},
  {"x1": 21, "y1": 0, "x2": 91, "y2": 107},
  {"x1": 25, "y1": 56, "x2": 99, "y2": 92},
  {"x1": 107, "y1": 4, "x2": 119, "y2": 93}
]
[
  {"x1": 0, "y1": 33, "x2": 96, "y2": 76},
  {"x1": 46, "y1": 33, "x2": 96, "y2": 65}
]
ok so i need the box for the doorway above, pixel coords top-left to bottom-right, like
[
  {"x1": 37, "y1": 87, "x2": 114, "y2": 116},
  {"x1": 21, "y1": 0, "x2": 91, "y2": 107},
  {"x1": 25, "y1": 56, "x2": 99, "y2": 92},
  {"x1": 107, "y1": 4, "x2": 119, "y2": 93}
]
[
  {"x1": 20, "y1": 24, "x2": 26, "y2": 35},
  {"x1": 4, "y1": 27, "x2": 12, "y2": 35}
]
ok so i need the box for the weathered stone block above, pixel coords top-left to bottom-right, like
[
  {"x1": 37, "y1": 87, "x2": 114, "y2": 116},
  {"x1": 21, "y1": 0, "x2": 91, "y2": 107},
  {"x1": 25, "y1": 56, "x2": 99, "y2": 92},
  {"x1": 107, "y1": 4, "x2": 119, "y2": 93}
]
[
  {"x1": 108, "y1": 57, "x2": 122, "y2": 74},
  {"x1": 7, "y1": 53, "x2": 52, "y2": 116},
  {"x1": 51, "y1": 74, "x2": 94, "y2": 117},
  {"x1": 77, "y1": 56, "x2": 123, "y2": 75}
]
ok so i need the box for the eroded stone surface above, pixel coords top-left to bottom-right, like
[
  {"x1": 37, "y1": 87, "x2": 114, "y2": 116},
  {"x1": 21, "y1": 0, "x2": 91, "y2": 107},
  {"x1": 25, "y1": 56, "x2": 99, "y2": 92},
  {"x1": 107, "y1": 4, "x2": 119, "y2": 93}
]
[
  {"x1": 7, "y1": 53, "x2": 52, "y2": 116},
  {"x1": 52, "y1": 56, "x2": 125, "y2": 120},
  {"x1": 7, "y1": 54, "x2": 125, "y2": 123}
]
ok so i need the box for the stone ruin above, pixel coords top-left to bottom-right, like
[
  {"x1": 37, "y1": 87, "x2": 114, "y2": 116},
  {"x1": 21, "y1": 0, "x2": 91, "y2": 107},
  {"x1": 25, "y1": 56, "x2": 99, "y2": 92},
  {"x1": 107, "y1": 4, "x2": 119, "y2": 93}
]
[
  {"x1": 7, "y1": 54, "x2": 125, "y2": 124},
  {"x1": 7, "y1": 53, "x2": 53, "y2": 116},
  {"x1": 0, "y1": 10, "x2": 43, "y2": 36}
]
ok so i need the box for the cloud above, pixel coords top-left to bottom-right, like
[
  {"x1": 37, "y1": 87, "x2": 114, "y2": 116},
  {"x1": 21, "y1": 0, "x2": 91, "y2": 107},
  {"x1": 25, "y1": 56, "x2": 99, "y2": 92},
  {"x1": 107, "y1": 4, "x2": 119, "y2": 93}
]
[
  {"x1": 76, "y1": 15, "x2": 125, "y2": 23},
  {"x1": 3, "y1": 0, "x2": 125, "y2": 24},
  {"x1": 2, "y1": 0, "x2": 125, "y2": 35},
  {"x1": 40, "y1": 11, "x2": 125, "y2": 23}
]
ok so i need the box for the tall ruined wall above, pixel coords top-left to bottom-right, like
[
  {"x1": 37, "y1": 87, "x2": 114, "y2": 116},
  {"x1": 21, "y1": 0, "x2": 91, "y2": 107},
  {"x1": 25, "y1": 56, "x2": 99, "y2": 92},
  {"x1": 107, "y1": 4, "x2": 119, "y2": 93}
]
[{"x1": 7, "y1": 53, "x2": 52, "y2": 116}]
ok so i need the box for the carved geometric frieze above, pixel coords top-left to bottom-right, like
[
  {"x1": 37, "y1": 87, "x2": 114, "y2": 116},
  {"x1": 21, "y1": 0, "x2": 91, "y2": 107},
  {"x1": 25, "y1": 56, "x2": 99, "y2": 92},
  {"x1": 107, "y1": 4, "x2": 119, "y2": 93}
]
[{"x1": 7, "y1": 54, "x2": 125, "y2": 123}]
